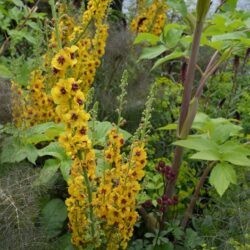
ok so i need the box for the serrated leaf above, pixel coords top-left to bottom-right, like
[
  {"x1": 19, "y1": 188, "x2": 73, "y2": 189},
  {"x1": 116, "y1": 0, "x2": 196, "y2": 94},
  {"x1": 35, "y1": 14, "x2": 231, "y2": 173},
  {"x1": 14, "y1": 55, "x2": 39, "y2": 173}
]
[
  {"x1": 26, "y1": 20, "x2": 40, "y2": 31},
  {"x1": 34, "y1": 159, "x2": 60, "y2": 186},
  {"x1": 134, "y1": 33, "x2": 160, "y2": 45},
  {"x1": 190, "y1": 150, "x2": 221, "y2": 161},
  {"x1": 138, "y1": 45, "x2": 166, "y2": 61},
  {"x1": 24, "y1": 32, "x2": 37, "y2": 44},
  {"x1": 209, "y1": 162, "x2": 236, "y2": 196},
  {"x1": 41, "y1": 199, "x2": 67, "y2": 239}
]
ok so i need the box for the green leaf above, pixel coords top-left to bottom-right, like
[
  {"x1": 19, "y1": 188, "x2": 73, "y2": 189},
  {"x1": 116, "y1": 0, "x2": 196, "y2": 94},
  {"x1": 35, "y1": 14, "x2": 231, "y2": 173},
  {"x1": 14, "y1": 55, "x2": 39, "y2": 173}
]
[
  {"x1": 167, "y1": 0, "x2": 187, "y2": 17},
  {"x1": 34, "y1": 159, "x2": 60, "y2": 186},
  {"x1": 88, "y1": 121, "x2": 131, "y2": 147},
  {"x1": 24, "y1": 31, "x2": 37, "y2": 44},
  {"x1": 192, "y1": 112, "x2": 210, "y2": 131},
  {"x1": 38, "y1": 142, "x2": 67, "y2": 160},
  {"x1": 221, "y1": 0, "x2": 237, "y2": 12},
  {"x1": 134, "y1": 33, "x2": 160, "y2": 45},
  {"x1": 41, "y1": 199, "x2": 67, "y2": 239},
  {"x1": 12, "y1": 0, "x2": 24, "y2": 7},
  {"x1": 60, "y1": 159, "x2": 72, "y2": 181},
  {"x1": 190, "y1": 150, "x2": 221, "y2": 161},
  {"x1": 222, "y1": 151, "x2": 250, "y2": 167},
  {"x1": 152, "y1": 50, "x2": 184, "y2": 70},
  {"x1": 24, "y1": 122, "x2": 65, "y2": 144},
  {"x1": 26, "y1": 20, "x2": 40, "y2": 31},
  {"x1": 162, "y1": 24, "x2": 184, "y2": 49},
  {"x1": 157, "y1": 123, "x2": 177, "y2": 131},
  {"x1": 0, "y1": 139, "x2": 38, "y2": 164},
  {"x1": 144, "y1": 232, "x2": 155, "y2": 238},
  {"x1": 54, "y1": 233, "x2": 74, "y2": 250},
  {"x1": 185, "y1": 228, "x2": 202, "y2": 249},
  {"x1": 26, "y1": 144, "x2": 39, "y2": 164},
  {"x1": 209, "y1": 162, "x2": 237, "y2": 196},
  {"x1": 173, "y1": 137, "x2": 219, "y2": 152},
  {"x1": 0, "y1": 64, "x2": 11, "y2": 79},
  {"x1": 212, "y1": 31, "x2": 247, "y2": 42},
  {"x1": 138, "y1": 45, "x2": 166, "y2": 61}
]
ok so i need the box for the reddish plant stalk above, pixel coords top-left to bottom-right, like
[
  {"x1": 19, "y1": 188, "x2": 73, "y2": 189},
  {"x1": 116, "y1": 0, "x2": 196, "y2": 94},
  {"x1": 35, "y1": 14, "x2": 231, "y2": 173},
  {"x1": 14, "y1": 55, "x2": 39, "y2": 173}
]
[{"x1": 181, "y1": 163, "x2": 214, "y2": 229}]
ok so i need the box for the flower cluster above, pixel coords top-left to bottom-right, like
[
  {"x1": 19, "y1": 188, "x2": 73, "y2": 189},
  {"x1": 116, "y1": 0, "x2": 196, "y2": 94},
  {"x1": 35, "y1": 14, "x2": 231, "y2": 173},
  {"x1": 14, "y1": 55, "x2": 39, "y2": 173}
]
[
  {"x1": 131, "y1": 0, "x2": 167, "y2": 35},
  {"x1": 157, "y1": 194, "x2": 178, "y2": 212},
  {"x1": 156, "y1": 160, "x2": 176, "y2": 181},
  {"x1": 11, "y1": 0, "x2": 111, "y2": 128},
  {"x1": 93, "y1": 128, "x2": 147, "y2": 249}
]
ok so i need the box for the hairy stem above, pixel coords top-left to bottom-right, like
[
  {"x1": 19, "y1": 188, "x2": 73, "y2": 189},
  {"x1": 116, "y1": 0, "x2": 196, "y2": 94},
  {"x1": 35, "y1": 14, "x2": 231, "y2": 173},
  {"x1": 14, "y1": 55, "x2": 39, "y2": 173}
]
[
  {"x1": 49, "y1": 0, "x2": 62, "y2": 49},
  {"x1": 181, "y1": 163, "x2": 214, "y2": 229},
  {"x1": 83, "y1": 168, "x2": 95, "y2": 238}
]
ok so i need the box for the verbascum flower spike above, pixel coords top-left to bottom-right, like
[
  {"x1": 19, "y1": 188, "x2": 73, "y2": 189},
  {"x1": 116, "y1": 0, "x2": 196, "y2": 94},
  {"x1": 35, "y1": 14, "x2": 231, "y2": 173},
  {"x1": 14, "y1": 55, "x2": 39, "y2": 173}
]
[
  {"x1": 131, "y1": 0, "x2": 167, "y2": 35},
  {"x1": 93, "y1": 128, "x2": 147, "y2": 249}
]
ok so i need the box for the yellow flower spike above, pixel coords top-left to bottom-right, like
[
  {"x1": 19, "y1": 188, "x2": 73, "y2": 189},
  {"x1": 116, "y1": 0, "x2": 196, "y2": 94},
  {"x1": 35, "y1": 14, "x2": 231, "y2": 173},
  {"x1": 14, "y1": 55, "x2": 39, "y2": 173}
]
[{"x1": 131, "y1": 0, "x2": 167, "y2": 35}]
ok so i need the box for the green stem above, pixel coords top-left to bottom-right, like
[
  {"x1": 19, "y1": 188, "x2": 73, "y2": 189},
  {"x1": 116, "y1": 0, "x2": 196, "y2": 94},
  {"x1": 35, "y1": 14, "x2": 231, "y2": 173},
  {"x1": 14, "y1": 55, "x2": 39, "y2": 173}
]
[
  {"x1": 83, "y1": 167, "x2": 95, "y2": 239},
  {"x1": 49, "y1": 0, "x2": 62, "y2": 49}
]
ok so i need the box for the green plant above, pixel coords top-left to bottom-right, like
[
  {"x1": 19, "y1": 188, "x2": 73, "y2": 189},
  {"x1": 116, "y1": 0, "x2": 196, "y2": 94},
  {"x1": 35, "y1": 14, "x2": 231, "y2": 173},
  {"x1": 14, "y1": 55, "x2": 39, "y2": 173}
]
[{"x1": 0, "y1": 0, "x2": 46, "y2": 80}]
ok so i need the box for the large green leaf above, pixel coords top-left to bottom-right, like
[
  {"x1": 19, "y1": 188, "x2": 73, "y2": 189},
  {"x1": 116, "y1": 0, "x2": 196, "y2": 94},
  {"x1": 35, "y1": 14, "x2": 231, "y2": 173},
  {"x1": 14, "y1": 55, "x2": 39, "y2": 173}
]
[
  {"x1": 134, "y1": 33, "x2": 160, "y2": 45},
  {"x1": 138, "y1": 45, "x2": 166, "y2": 61},
  {"x1": 173, "y1": 137, "x2": 219, "y2": 152},
  {"x1": 0, "y1": 138, "x2": 38, "y2": 164},
  {"x1": 190, "y1": 150, "x2": 221, "y2": 161},
  {"x1": 162, "y1": 24, "x2": 184, "y2": 49},
  {"x1": 152, "y1": 50, "x2": 184, "y2": 70},
  {"x1": 212, "y1": 31, "x2": 247, "y2": 42},
  {"x1": 38, "y1": 142, "x2": 67, "y2": 160},
  {"x1": 34, "y1": 159, "x2": 60, "y2": 186},
  {"x1": 222, "y1": 151, "x2": 250, "y2": 167},
  {"x1": 209, "y1": 162, "x2": 237, "y2": 196},
  {"x1": 24, "y1": 122, "x2": 65, "y2": 144},
  {"x1": 41, "y1": 199, "x2": 67, "y2": 239}
]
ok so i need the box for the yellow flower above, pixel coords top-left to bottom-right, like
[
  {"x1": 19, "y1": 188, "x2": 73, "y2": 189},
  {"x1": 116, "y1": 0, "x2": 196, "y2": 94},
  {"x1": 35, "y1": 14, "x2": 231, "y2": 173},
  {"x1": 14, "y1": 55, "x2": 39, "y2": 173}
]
[
  {"x1": 51, "y1": 79, "x2": 71, "y2": 105},
  {"x1": 51, "y1": 46, "x2": 78, "y2": 72},
  {"x1": 51, "y1": 49, "x2": 71, "y2": 71}
]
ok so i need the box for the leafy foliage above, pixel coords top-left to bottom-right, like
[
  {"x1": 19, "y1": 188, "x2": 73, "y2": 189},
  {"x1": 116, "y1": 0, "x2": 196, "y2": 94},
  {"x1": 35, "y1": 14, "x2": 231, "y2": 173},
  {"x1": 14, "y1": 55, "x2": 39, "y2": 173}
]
[{"x1": 173, "y1": 113, "x2": 250, "y2": 196}]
